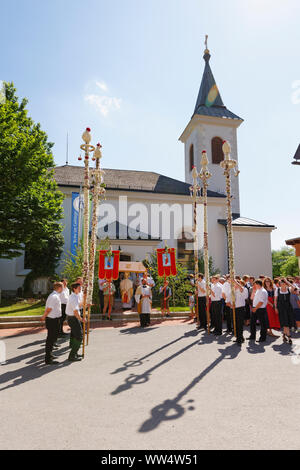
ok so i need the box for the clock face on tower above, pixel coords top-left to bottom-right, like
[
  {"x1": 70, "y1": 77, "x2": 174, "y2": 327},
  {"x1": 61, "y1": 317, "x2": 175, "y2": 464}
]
[{"x1": 205, "y1": 84, "x2": 219, "y2": 107}]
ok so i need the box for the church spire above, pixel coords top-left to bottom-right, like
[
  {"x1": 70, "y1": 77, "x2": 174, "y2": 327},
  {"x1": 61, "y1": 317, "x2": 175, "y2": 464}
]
[{"x1": 192, "y1": 36, "x2": 242, "y2": 120}]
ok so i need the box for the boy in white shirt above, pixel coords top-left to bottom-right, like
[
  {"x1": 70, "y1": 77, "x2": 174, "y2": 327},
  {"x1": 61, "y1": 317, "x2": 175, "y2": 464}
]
[
  {"x1": 196, "y1": 273, "x2": 207, "y2": 330},
  {"x1": 210, "y1": 276, "x2": 223, "y2": 336},
  {"x1": 226, "y1": 279, "x2": 249, "y2": 345},
  {"x1": 248, "y1": 279, "x2": 268, "y2": 342},
  {"x1": 59, "y1": 278, "x2": 69, "y2": 337},
  {"x1": 66, "y1": 283, "x2": 85, "y2": 362},
  {"x1": 41, "y1": 282, "x2": 63, "y2": 365}
]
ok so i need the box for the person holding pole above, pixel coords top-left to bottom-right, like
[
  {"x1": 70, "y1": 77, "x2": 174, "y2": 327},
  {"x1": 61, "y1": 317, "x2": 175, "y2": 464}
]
[
  {"x1": 42, "y1": 282, "x2": 63, "y2": 365},
  {"x1": 248, "y1": 279, "x2": 268, "y2": 343},
  {"x1": 59, "y1": 278, "x2": 69, "y2": 337},
  {"x1": 159, "y1": 279, "x2": 172, "y2": 318},
  {"x1": 196, "y1": 273, "x2": 207, "y2": 330},
  {"x1": 210, "y1": 276, "x2": 223, "y2": 336},
  {"x1": 102, "y1": 280, "x2": 116, "y2": 320},
  {"x1": 227, "y1": 278, "x2": 248, "y2": 345},
  {"x1": 66, "y1": 283, "x2": 85, "y2": 362}
]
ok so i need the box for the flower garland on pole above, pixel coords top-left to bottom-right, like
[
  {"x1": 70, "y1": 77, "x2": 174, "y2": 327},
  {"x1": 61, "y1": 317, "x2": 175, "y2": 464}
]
[
  {"x1": 220, "y1": 140, "x2": 240, "y2": 338},
  {"x1": 199, "y1": 150, "x2": 212, "y2": 334},
  {"x1": 189, "y1": 167, "x2": 201, "y2": 326},
  {"x1": 79, "y1": 128, "x2": 95, "y2": 358},
  {"x1": 86, "y1": 143, "x2": 106, "y2": 345}
]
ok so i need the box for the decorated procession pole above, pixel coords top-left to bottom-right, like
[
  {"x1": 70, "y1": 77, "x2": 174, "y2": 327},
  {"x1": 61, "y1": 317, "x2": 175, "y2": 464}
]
[
  {"x1": 199, "y1": 151, "x2": 212, "y2": 334},
  {"x1": 190, "y1": 167, "x2": 201, "y2": 325},
  {"x1": 220, "y1": 140, "x2": 240, "y2": 338},
  {"x1": 79, "y1": 128, "x2": 95, "y2": 357},
  {"x1": 86, "y1": 143, "x2": 106, "y2": 345}
]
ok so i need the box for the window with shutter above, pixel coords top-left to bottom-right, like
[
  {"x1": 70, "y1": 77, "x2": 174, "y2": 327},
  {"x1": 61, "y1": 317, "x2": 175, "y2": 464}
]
[
  {"x1": 189, "y1": 144, "x2": 194, "y2": 171},
  {"x1": 211, "y1": 137, "x2": 224, "y2": 164}
]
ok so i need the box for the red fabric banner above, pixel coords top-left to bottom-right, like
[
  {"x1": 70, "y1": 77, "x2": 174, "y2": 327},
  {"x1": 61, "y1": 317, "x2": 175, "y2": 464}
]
[
  {"x1": 157, "y1": 248, "x2": 177, "y2": 277},
  {"x1": 98, "y1": 250, "x2": 120, "y2": 281}
]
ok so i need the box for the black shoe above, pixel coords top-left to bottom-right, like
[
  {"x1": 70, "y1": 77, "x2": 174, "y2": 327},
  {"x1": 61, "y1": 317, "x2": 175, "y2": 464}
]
[
  {"x1": 247, "y1": 336, "x2": 255, "y2": 340},
  {"x1": 76, "y1": 353, "x2": 83, "y2": 358},
  {"x1": 68, "y1": 356, "x2": 82, "y2": 362},
  {"x1": 226, "y1": 329, "x2": 233, "y2": 334},
  {"x1": 45, "y1": 359, "x2": 59, "y2": 365}
]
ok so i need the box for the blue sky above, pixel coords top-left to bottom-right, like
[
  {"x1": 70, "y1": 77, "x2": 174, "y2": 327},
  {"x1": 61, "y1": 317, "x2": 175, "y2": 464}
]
[{"x1": 2, "y1": 0, "x2": 300, "y2": 249}]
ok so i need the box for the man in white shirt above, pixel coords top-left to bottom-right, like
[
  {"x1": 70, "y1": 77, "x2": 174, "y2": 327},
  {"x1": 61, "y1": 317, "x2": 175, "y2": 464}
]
[
  {"x1": 248, "y1": 279, "x2": 268, "y2": 342},
  {"x1": 196, "y1": 273, "x2": 207, "y2": 330},
  {"x1": 66, "y1": 283, "x2": 85, "y2": 362},
  {"x1": 222, "y1": 275, "x2": 233, "y2": 333},
  {"x1": 75, "y1": 277, "x2": 84, "y2": 312},
  {"x1": 59, "y1": 278, "x2": 70, "y2": 337},
  {"x1": 210, "y1": 276, "x2": 223, "y2": 336},
  {"x1": 41, "y1": 282, "x2": 63, "y2": 365},
  {"x1": 226, "y1": 279, "x2": 249, "y2": 345}
]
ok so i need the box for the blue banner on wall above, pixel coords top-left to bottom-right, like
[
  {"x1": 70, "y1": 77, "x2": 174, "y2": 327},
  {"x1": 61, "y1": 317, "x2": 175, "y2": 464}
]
[{"x1": 71, "y1": 192, "x2": 80, "y2": 257}]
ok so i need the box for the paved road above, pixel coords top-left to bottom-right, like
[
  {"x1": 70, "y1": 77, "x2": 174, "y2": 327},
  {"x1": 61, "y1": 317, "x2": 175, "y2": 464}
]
[{"x1": 1, "y1": 323, "x2": 300, "y2": 450}]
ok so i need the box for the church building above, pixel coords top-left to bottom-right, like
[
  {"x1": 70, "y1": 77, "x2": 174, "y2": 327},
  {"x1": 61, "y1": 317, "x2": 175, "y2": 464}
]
[{"x1": 0, "y1": 44, "x2": 276, "y2": 293}]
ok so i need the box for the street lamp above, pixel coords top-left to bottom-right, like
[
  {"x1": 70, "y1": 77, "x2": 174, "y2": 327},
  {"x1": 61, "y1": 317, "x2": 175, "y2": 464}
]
[
  {"x1": 220, "y1": 140, "x2": 239, "y2": 338},
  {"x1": 189, "y1": 167, "x2": 201, "y2": 325},
  {"x1": 199, "y1": 151, "x2": 212, "y2": 334}
]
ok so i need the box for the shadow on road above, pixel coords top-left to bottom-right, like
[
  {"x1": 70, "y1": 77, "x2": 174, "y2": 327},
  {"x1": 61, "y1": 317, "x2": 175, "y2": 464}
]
[
  {"x1": 119, "y1": 327, "x2": 159, "y2": 335},
  {"x1": 111, "y1": 333, "x2": 203, "y2": 396},
  {"x1": 0, "y1": 338, "x2": 71, "y2": 391},
  {"x1": 138, "y1": 343, "x2": 241, "y2": 433},
  {"x1": 111, "y1": 329, "x2": 200, "y2": 375}
]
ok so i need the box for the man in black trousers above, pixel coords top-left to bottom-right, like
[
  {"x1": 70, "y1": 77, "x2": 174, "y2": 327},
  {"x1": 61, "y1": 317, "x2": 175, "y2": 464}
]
[
  {"x1": 41, "y1": 282, "x2": 63, "y2": 365},
  {"x1": 196, "y1": 273, "x2": 207, "y2": 330},
  {"x1": 248, "y1": 279, "x2": 268, "y2": 343}
]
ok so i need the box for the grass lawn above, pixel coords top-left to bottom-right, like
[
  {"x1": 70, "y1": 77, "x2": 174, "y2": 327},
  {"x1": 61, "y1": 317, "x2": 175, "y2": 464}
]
[
  {"x1": 0, "y1": 299, "x2": 45, "y2": 317},
  {"x1": 152, "y1": 302, "x2": 190, "y2": 312}
]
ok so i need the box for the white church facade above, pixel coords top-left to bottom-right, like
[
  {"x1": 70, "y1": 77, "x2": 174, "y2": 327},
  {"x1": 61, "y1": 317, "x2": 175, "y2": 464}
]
[{"x1": 0, "y1": 46, "x2": 275, "y2": 293}]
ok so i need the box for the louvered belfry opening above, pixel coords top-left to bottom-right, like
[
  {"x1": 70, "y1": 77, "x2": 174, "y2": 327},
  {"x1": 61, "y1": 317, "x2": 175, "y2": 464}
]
[
  {"x1": 211, "y1": 136, "x2": 224, "y2": 164},
  {"x1": 189, "y1": 144, "x2": 194, "y2": 171}
]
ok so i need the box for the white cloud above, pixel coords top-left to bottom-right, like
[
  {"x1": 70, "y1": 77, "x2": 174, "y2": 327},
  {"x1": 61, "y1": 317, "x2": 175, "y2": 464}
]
[
  {"x1": 84, "y1": 80, "x2": 122, "y2": 117},
  {"x1": 96, "y1": 80, "x2": 108, "y2": 92},
  {"x1": 85, "y1": 94, "x2": 122, "y2": 116}
]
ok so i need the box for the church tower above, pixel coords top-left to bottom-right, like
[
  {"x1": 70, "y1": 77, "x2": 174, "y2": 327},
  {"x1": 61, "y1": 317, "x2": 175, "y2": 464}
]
[{"x1": 179, "y1": 39, "x2": 243, "y2": 215}]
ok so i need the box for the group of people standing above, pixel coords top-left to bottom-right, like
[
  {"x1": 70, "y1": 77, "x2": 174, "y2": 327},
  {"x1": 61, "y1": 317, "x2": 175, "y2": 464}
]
[
  {"x1": 188, "y1": 273, "x2": 300, "y2": 346},
  {"x1": 42, "y1": 277, "x2": 85, "y2": 365},
  {"x1": 42, "y1": 270, "x2": 300, "y2": 364}
]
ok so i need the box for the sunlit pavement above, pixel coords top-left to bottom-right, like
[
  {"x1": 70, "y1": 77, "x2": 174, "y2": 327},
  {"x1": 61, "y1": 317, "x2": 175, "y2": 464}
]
[{"x1": 1, "y1": 323, "x2": 300, "y2": 450}]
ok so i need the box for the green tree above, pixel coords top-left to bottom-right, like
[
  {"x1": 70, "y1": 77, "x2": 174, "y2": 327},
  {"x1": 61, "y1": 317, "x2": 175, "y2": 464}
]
[
  {"x1": 272, "y1": 247, "x2": 299, "y2": 277},
  {"x1": 0, "y1": 82, "x2": 64, "y2": 265}
]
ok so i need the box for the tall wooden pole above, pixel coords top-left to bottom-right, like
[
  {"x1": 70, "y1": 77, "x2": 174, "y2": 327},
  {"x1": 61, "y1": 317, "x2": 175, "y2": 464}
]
[
  {"x1": 80, "y1": 128, "x2": 95, "y2": 357},
  {"x1": 220, "y1": 141, "x2": 239, "y2": 338},
  {"x1": 87, "y1": 143, "x2": 105, "y2": 345},
  {"x1": 190, "y1": 167, "x2": 201, "y2": 325},
  {"x1": 199, "y1": 151, "x2": 212, "y2": 334}
]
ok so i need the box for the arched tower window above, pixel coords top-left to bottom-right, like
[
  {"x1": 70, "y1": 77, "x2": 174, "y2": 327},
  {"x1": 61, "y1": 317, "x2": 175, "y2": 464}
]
[
  {"x1": 211, "y1": 137, "x2": 224, "y2": 164},
  {"x1": 189, "y1": 144, "x2": 194, "y2": 171}
]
